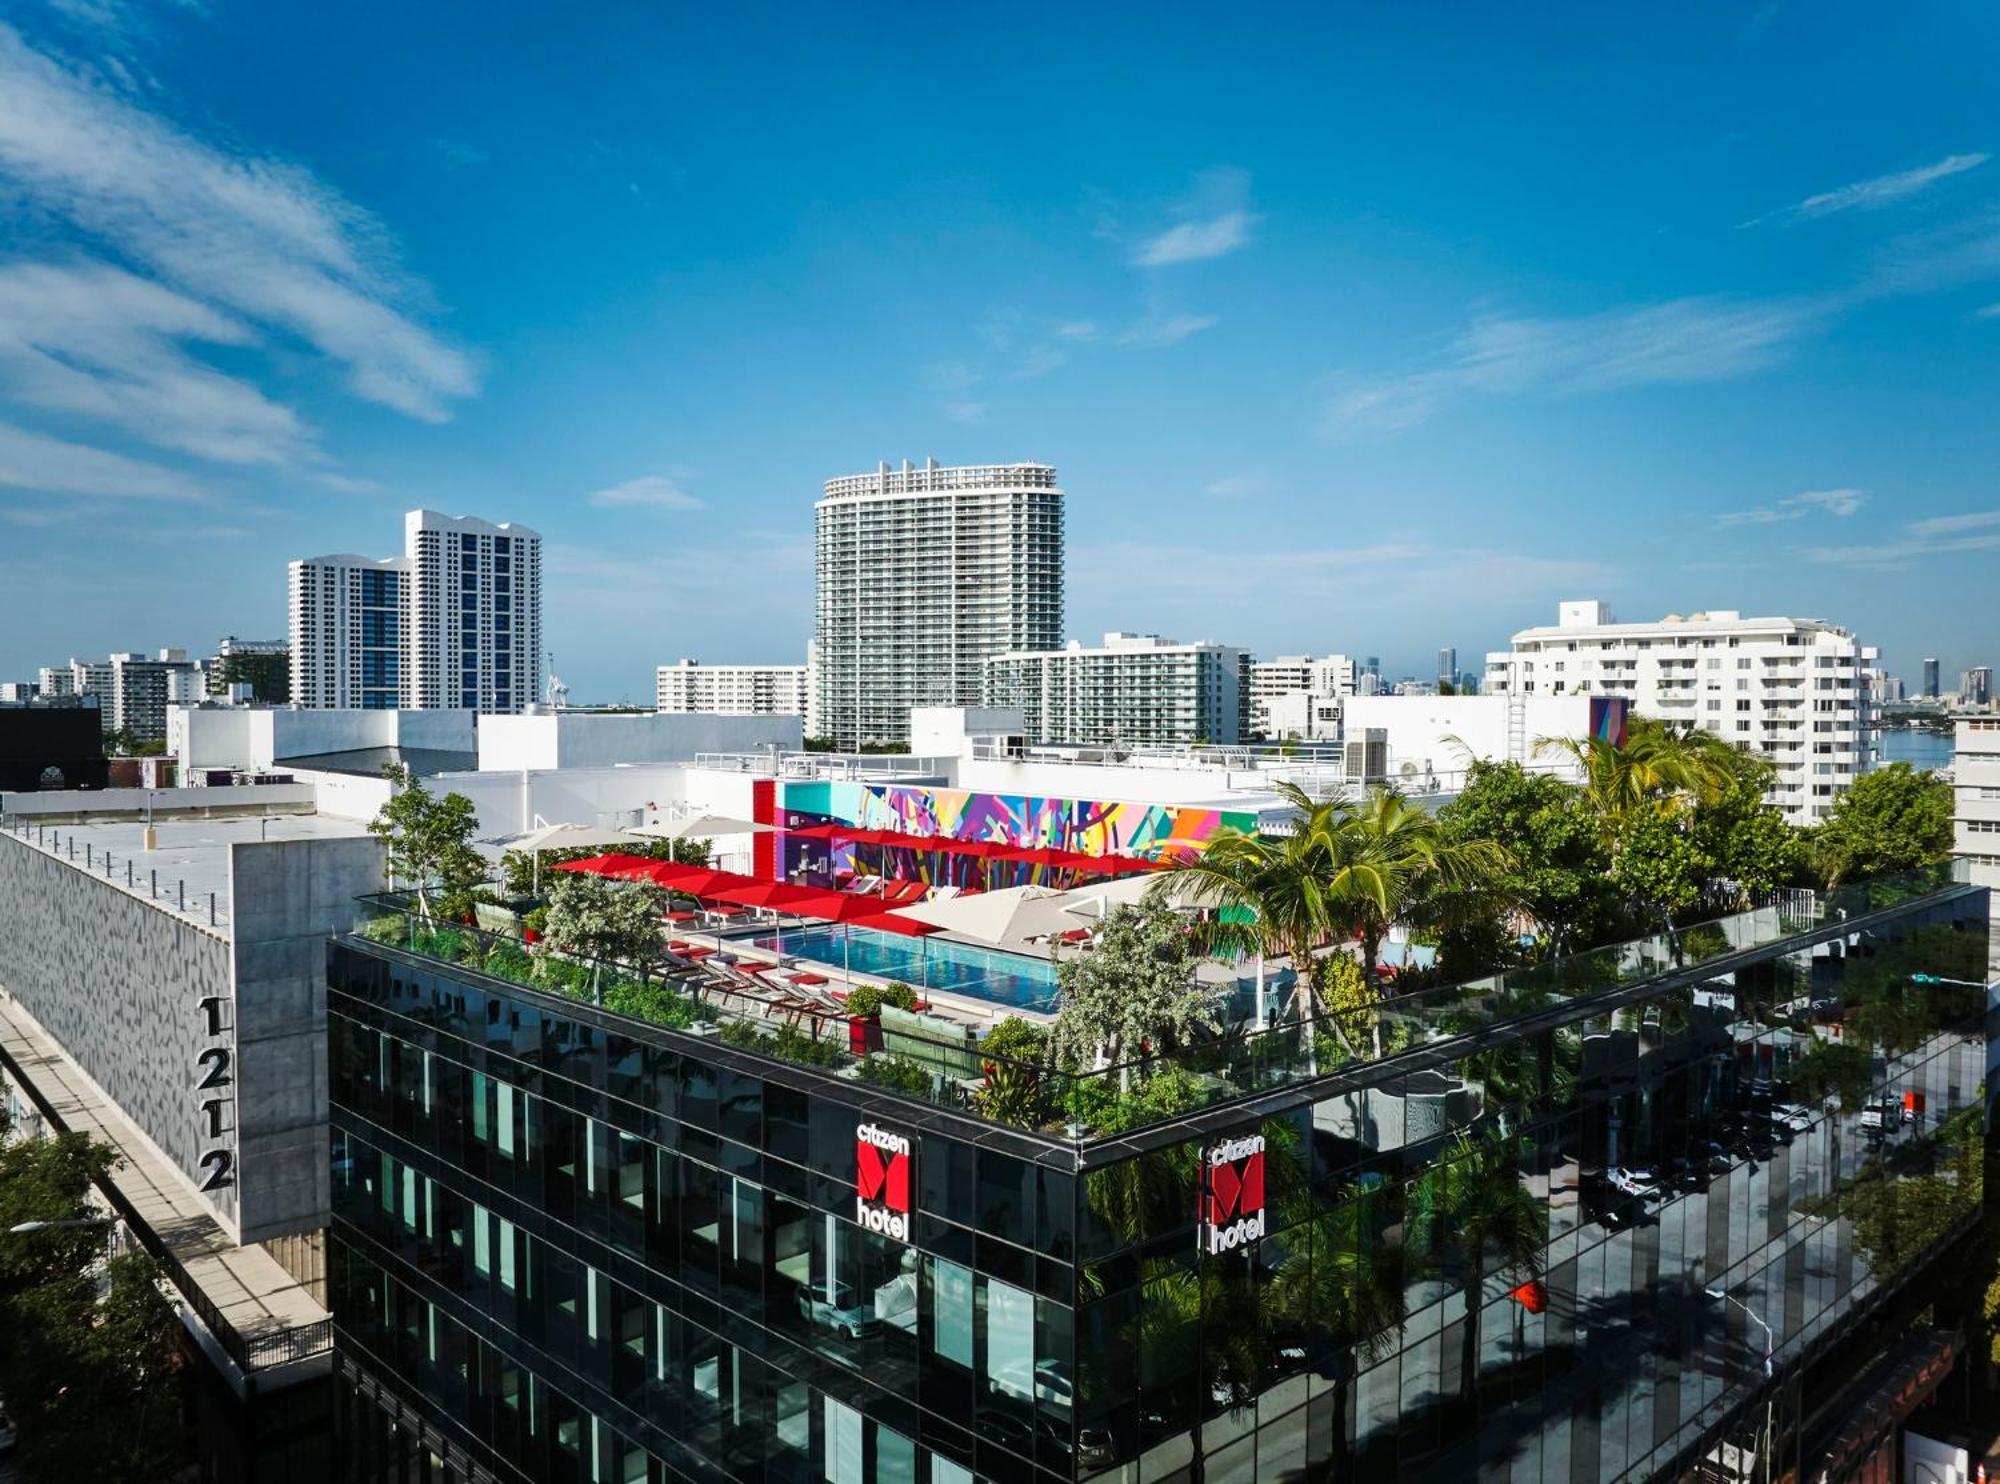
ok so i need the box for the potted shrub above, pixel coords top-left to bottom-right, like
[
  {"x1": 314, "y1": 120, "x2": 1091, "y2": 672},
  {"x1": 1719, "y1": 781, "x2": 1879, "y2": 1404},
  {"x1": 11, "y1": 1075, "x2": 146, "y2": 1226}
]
[{"x1": 841, "y1": 981, "x2": 918, "y2": 1056}]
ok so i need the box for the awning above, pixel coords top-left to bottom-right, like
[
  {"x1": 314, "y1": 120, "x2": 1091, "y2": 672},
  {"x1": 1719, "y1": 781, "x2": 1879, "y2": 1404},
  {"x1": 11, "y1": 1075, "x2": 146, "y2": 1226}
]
[
  {"x1": 850, "y1": 912, "x2": 945, "y2": 938},
  {"x1": 552, "y1": 853, "x2": 665, "y2": 881},
  {"x1": 786, "y1": 818, "x2": 1172, "y2": 874},
  {"x1": 641, "y1": 863, "x2": 750, "y2": 895},
  {"x1": 798, "y1": 890, "x2": 906, "y2": 923},
  {"x1": 707, "y1": 879, "x2": 823, "y2": 911}
]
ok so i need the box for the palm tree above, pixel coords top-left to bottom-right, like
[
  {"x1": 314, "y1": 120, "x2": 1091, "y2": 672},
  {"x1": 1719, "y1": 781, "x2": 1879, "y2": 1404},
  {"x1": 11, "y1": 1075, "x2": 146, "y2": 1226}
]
[
  {"x1": 1421, "y1": 1132, "x2": 1545, "y2": 1428},
  {"x1": 1157, "y1": 782, "x2": 1513, "y2": 1059},
  {"x1": 1533, "y1": 714, "x2": 1739, "y2": 846},
  {"x1": 1151, "y1": 781, "x2": 1358, "y2": 1047},
  {"x1": 1317, "y1": 788, "x2": 1515, "y2": 1009},
  {"x1": 1268, "y1": 1182, "x2": 1407, "y2": 1471}
]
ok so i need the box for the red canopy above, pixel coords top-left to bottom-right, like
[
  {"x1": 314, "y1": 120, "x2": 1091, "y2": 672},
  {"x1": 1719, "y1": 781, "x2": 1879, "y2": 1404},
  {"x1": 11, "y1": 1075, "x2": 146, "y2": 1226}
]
[
  {"x1": 552, "y1": 853, "x2": 664, "y2": 881},
  {"x1": 783, "y1": 889, "x2": 901, "y2": 923},
  {"x1": 642, "y1": 862, "x2": 753, "y2": 895},
  {"x1": 785, "y1": 822, "x2": 846, "y2": 841},
  {"x1": 707, "y1": 879, "x2": 822, "y2": 910},
  {"x1": 850, "y1": 911, "x2": 944, "y2": 938}
]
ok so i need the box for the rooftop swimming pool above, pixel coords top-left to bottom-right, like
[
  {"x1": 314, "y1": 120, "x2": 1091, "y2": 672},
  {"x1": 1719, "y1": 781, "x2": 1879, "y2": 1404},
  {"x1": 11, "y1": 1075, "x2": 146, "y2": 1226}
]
[{"x1": 738, "y1": 923, "x2": 1060, "y2": 1012}]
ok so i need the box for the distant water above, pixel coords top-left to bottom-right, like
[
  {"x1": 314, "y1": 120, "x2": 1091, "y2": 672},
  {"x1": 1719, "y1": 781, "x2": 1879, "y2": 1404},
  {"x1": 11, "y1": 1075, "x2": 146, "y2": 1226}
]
[{"x1": 1879, "y1": 729, "x2": 1955, "y2": 771}]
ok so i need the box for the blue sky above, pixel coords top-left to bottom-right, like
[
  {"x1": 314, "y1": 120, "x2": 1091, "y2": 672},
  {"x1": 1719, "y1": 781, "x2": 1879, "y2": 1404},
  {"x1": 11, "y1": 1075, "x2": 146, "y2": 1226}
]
[{"x1": 1, "y1": 1, "x2": 1997, "y2": 700}]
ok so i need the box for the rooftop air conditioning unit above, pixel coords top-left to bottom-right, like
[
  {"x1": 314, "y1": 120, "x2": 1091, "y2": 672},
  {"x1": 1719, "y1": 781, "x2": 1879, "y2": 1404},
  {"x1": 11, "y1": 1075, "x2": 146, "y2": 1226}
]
[{"x1": 1343, "y1": 728, "x2": 1388, "y2": 782}]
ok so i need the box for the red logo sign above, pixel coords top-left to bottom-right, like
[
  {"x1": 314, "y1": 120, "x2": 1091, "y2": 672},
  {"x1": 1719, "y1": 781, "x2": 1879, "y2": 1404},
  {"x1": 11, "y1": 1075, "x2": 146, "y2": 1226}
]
[
  {"x1": 1203, "y1": 1134, "x2": 1266, "y2": 1253},
  {"x1": 856, "y1": 1135, "x2": 910, "y2": 1213},
  {"x1": 855, "y1": 1122, "x2": 913, "y2": 1240}
]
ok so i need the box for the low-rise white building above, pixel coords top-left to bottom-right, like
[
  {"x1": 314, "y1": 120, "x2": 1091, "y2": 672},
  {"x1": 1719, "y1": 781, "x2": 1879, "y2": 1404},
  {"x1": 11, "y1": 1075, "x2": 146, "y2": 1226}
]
[
  {"x1": 1486, "y1": 601, "x2": 1876, "y2": 825},
  {"x1": 655, "y1": 659, "x2": 813, "y2": 732},
  {"x1": 1250, "y1": 653, "x2": 1356, "y2": 739},
  {"x1": 1953, "y1": 717, "x2": 2000, "y2": 896},
  {"x1": 983, "y1": 632, "x2": 1250, "y2": 747}
]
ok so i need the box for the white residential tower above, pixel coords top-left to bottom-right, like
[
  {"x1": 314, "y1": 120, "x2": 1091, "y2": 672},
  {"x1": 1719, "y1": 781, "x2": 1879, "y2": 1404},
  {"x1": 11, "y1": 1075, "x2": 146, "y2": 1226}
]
[
  {"x1": 1485, "y1": 600, "x2": 1877, "y2": 824},
  {"x1": 814, "y1": 460, "x2": 1064, "y2": 748}
]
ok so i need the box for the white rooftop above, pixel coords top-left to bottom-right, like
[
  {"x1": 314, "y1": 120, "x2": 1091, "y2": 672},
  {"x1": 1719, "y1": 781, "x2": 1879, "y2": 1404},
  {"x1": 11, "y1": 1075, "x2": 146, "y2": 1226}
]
[{"x1": 2, "y1": 813, "x2": 372, "y2": 933}]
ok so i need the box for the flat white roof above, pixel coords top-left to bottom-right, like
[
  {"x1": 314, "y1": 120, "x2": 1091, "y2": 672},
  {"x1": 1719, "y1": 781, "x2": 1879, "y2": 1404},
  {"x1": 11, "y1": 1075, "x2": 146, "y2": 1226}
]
[{"x1": 3, "y1": 813, "x2": 371, "y2": 933}]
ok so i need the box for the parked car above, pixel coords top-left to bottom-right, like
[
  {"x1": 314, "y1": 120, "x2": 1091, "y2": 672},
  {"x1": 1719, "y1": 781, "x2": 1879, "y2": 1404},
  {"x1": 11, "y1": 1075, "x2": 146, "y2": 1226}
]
[
  {"x1": 797, "y1": 1281, "x2": 879, "y2": 1340},
  {"x1": 1669, "y1": 1156, "x2": 1710, "y2": 1192},
  {"x1": 1606, "y1": 1165, "x2": 1661, "y2": 1199},
  {"x1": 1076, "y1": 1427, "x2": 1117, "y2": 1470},
  {"x1": 1769, "y1": 1103, "x2": 1815, "y2": 1134},
  {"x1": 1034, "y1": 1363, "x2": 1073, "y2": 1412}
]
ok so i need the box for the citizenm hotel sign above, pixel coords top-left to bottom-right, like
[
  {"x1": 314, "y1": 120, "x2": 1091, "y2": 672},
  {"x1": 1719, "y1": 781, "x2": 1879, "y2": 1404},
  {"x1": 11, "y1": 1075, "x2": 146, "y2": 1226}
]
[
  {"x1": 1202, "y1": 1133, "x2": 1266, "y2": 1255},
  {"x1": 855, "y1": 1121, "x2": 913, "y2": 1242}
]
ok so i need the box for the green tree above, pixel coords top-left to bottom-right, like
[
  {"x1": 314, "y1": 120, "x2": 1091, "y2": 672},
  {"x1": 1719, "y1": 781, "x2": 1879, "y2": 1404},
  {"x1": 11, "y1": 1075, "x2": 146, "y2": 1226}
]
[
  {"x1": 540, "y1": 870, "x2": 667, "y2": 976},
  {"x1": 1806, "y1": 762, "x2": 1954, "y2": 887},
  {"x1": 1535, "y1": 714, "x2": 1738, "y2": 848},
  {"x1": 972, "y1": 1016, "x2": 1050, "y2": 1127},
  {"x1": 1157, "y1": 782, "x2": 1363, "y2": 1048},
  {"x1": 1416, "y1": 1132, "x2": 1545, "y2": 1426},
  {"x1": 1049, "y1": 903, "x2": 1217, "y2": 1083},
  {"x1": 0, "y1": 1106, "x2": 188, "y2": 1482},
  {"x1": 367, "y1": 764, "x2": 486, "y2": 920},
  {"x1": 1611, "y1": 805, "x2": 1711, "y2": 929},
  {"x1": 1317, "y1": 787, "x2": 1514, "y2": 1003},
  {"x1": 1435, "y1": 760, "x2": 1618, "y2": 957},
  {"x1": 1159, "y1": 782, "x2": 1512, "y2": 1057}
]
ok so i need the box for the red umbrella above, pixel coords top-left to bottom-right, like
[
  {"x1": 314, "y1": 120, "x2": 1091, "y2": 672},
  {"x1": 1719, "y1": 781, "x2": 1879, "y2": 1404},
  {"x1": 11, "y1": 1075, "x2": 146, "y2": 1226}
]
[
  {"x1": 707, "y1": 879, "x2": 822, "y2": 910},
  {"x1": 552, "y1": 853, "x2": 662, "y2": 880},
  {"x1": 809, "y1": 890, "x2": 908, "y2": 923},
  {"x1": 786, "y1": 822, "x2": 846, "y2": 841},
  {"x1": 850, "y1": 911, "x2": 943, "y2": 937},
  {"x1": 643, "y1": 863, "x2": 754, "y2": 896}
]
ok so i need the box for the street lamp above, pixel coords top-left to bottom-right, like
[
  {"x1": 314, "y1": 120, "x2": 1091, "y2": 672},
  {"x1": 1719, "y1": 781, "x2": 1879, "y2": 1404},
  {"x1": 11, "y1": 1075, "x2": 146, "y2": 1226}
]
[
  {"x1": 1705, "y1": 1284, "x2": 1775, "y2": 1484},
  {"x1": 7, "y1": 1216, "x2": 114, "y2": 1235}
]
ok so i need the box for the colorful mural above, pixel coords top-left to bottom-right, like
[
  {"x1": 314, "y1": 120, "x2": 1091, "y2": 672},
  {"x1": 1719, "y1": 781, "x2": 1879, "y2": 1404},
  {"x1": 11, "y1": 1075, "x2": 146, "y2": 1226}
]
[
  {"x1": 782, "y1": 781, "x2": 1253, "y2": 854},
  {"x1": 777, "y1": 780, "x2": 1256, "y2": 887}
]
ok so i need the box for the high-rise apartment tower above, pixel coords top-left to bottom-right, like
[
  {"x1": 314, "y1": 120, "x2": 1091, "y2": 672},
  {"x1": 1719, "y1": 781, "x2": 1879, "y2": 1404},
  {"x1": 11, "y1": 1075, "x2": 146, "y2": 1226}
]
[
  {"x1": 289, "y1": 511, "x2": 542, "y2": 713},
  {"x1": 814, "y1": 460, "x2": 1063, "y2": 748}
]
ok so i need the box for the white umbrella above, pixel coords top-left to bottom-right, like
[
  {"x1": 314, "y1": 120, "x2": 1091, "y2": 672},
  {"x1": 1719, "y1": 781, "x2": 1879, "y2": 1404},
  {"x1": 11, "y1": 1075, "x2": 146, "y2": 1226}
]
[
  {"x1": 627, "y1": 813, "x2": 772, "y2": 841},
  {"x1": 627, "y1": 812, "x2": 773, "y2": 866},
  {"x1": 496, "y1": 822, "x2": 641, "y2": 892},
  {"x1": 1055, "y1": 873, "x2": 1202, "y2": 918},
  {"x1": 886, "y1": 885, "x2": 1082, "y2": 946}
]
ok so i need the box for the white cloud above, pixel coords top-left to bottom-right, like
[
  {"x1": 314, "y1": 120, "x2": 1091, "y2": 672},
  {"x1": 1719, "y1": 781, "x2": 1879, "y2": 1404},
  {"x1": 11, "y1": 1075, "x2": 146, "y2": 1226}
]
[
  {"x1": 1324, "y1": 295, "x2": 1818, "y2": 438},
  {"x1": 1136, "y1": 212, "x2": 1253, "y2": 267},
  {"x1": 1054, "y1": 322, "x2": 1099, "y2": 341},
  {"x1": 0, "y1": 260, "x2": 315, "y2": 465},
  {"x1": 1717, "y1": 487, "x2": 1864, "y2": 527},
  {"x1": 944, "y1": 400, "x2": 989, "y2": 424},
  {"x1": 1806, "y1": 507, "x2": 2000, "y2": 566},
  {"x1": 1004, "y1": 345, "x2": 1068, "y2": 381},
  {"x1": 0, "y1": 419, "x2": 207, "y2": 500},
  {"x1": 1907, "y1": 508, "x2": 2000, "y2": 537},
  {"x1": 586, "y1": 475, "x2": 703, "y2": 510},
  {"x1": 1121, "y1": 312, "x2": 1219, "y2": 347},
  {"x1": 0, "y1": 23, "x2": 475, "y2": 422},
  {"x1": 1202, "y1": 474, "x2": 1265, "y2": 500},
  {"x1": 1979, "y1": 302, "x2": 2000, "y2": 319},
  {"x1": 1133, "y1": 168, "x2": 1257, "y2": 267},
  {"x1": 1082, "y1": 540, "x2": 1613, "y2": 625},
  {"x1": 1795, "y1": 153, "x2": 1987, "y2": 218}
]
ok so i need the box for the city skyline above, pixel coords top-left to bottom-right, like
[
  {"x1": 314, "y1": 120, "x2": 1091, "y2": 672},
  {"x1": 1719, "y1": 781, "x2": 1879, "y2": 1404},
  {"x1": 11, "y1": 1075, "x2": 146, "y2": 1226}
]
[{"x1": 2, "y1": 6, "x2": 1999, "y2": 696}]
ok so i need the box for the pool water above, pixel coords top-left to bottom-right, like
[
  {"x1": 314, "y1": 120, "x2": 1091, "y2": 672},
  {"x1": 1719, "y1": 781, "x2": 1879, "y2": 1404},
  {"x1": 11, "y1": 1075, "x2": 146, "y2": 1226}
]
[{"x1": 740, "y1": 923, "x2": 1060, "y2": 1012}]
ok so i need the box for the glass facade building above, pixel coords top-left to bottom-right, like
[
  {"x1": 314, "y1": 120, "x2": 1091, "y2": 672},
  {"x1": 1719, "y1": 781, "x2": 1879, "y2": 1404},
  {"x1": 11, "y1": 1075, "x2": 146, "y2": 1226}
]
[{"x1": 327, "y1": 873, "x2": 1994, "y2": 1483}]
